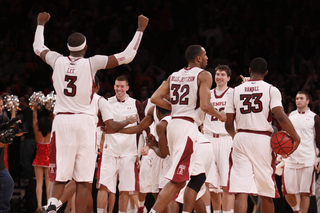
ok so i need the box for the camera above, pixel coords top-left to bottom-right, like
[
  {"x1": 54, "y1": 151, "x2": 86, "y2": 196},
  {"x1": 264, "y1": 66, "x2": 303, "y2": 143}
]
[{"x1": 0, "y1": 118, "x2": 28, "y2": 144}]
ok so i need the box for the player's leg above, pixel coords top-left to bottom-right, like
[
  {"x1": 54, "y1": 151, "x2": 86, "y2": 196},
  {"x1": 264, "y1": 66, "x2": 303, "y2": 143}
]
[
  {"x1": 150, "y1": 180, "x2": 186, "y2": 213},
  {"x1": 300, "y1": 193, "x2": 310, "y2": 213},
  {"x1": 119, "y1": 191, "x2": 130, "y2": 213},
  {"x1": 182, "y1": 173, "x2": 206, "y2": 212},
  {"x1": 210, "y1": 191, "x2": 221, "y2": 212},
  {"x1": 200, "y1": 186, "x2": 211, "y2": 213},
  {"x1": 97, "y1": 185, "x2": 110, "y2": 213},
  {"x1": 221, "y1": 186, "x2": 235, "y2": 212},
  {"x1": 107, "y1": 192, "x2": 116, "y2": 213},
  {"x1": 75, "y1": 181, "x2": 89, "y2": 213},
  {"x1": 34, "y1": 166, "x2": 44, "y2": 210},
  {"x1": 260, "y1": 196, "x2": 274, "y2": 213},
  {"x1": 234, "y1": 193, "x2": 248, "y2": 213},
  {"x1": 193, "y1": 197, "x2": 206, "y2": 213},
  {"x1": 86, "y1": 183, "x2": 94, "y2": 213}
]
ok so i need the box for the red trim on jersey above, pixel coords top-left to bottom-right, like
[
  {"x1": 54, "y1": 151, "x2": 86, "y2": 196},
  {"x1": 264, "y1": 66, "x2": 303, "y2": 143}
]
[
  {"x1": 172, "y1": 116, "x2": 194, "y2": 123},
  {"x1": 238, "y1": 129, "x2": 272, "y2": 136},
  {"x1": 171, "y1": 136, "x2": 194, "y2": 182},
  {"x1": 67, "y1": 56, "x2": 82, "y2": 62},
  {"x1": 183, "y1": 66, "x2": 197, "y2": 70},
  {"x1": 214, "y1": 87, "x2": 230, "y2": 99},
  {"x1": 227, "y1": 147, "x2": 233, "y2": 193},
  {"x1": 271, "y1": 151, "x2": 280, "y2": 198},
  {"x1": 48, "y1": 131, "x2": 57, "y2": 182}
]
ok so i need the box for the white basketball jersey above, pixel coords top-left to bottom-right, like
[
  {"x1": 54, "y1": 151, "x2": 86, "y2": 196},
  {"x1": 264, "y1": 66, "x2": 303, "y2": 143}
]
[
  {"x1": 226, "y1": 80, "x2": 282, "y2": 132},
  {"x1": 52, "y1": 56, "x2": 95, "y2": 115},
  {"x1": 203, "y1": 87, "x2": 233, "y2": 134},
  {"x1": 170, "y1": 67, "x2": 203, "y2": 120},
  {"x1": 152, "y1": 105, "x2": 161, "y2": 141}
]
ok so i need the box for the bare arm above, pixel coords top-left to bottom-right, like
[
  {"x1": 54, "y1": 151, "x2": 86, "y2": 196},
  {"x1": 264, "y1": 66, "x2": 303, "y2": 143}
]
[
  {"x1": 118, "y1": 106, "x2": 154, "y2": 134},
  {"x1": 156, "y1": 120, "x2": 170, "y2": 158},
  {"x1": 198, "y1": 71, "x2": 226, "y2": 122},
  {"x1": 32, "y1": 107, "x2": 43, "y2": 142},
  {"x1": 104, "y1": 116, "x2": 137, "y2": 133},
  {"x1": 225, "y1": 113, "x2": 236, "y2": 138},
  {"x1": 272, "y1": 106, "x2": 300, "y2": 155},
  {"x1": 150, "y1": 78, "x2": 171, "y2": 110},
  {"x1": 105, "y1": 15, "x2": 149, "y2": 69}
]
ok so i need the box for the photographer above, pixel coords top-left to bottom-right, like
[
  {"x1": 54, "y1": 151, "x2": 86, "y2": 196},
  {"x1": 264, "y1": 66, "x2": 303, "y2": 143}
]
[{"x1": 0, "y1": 96, "x2": 26, "y2": 213}]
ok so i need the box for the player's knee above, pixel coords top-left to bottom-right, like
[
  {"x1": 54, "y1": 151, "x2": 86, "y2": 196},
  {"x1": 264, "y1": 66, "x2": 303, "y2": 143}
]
[{"x1": 187, "y1": 173, "x2": 206, "y2": 193}]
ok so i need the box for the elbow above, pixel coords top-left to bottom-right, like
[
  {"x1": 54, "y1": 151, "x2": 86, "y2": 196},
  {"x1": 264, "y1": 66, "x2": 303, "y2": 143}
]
[{"x1": 200, "y1": 103, "x2": 210, "y2": 113}]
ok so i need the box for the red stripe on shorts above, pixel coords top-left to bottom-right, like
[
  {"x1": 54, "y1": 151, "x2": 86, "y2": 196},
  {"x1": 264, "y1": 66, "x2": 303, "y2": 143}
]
[
  {"x1": 172, "y1": 136, "x2": 193, "y2": 182},
  {"x1": 135, "y1": 160, "x2": 140, "y2": 192},
  {"x1": 227, "y1": 147, "x2": 233, "y2": 193},
  {"x1": 271, "y1": 151, "x2": 280, "y2": 198},
  {"x1": 48, "y1": 131, "x2": 57, "y2": 182}
]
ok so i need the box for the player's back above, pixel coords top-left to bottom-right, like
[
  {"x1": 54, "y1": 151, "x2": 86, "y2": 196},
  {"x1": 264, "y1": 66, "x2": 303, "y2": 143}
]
[
  {"x1": 169, "y1": 67, "x2": 203, "y2": 120},
  {"x1": 52, "y1": 56, "x2": 94, "y2": 115},
  {"x1": 232, "y1": 80, "x2": 274, "y2": 132}
]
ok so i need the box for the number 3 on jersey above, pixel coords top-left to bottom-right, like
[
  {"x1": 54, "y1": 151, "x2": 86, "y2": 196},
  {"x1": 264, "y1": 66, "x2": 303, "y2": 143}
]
[
  {"x1": 64, "y1": 75, "x2": 77, "y2": 97},
  {"x1": 240, "y1": 93, "x2": 263, "y2": 114},
  {"x1": 171, "y1": 84, "x2": 189, "y2": 105}
]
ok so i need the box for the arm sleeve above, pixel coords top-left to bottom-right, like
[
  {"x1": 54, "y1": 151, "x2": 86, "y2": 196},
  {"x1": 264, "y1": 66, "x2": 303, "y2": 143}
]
[
  {"x1": 33, "y1": 25, "x2": 49, "y2": 56},
  {"x1": 99, "y1": 98, "x2": 113, "y2": 122},
  {"x1": 225, "y1": 90, "x2": 235, "y2": 114},
  {"x1": 270, "y1": 86, "x2": 283, "y2": 109}
]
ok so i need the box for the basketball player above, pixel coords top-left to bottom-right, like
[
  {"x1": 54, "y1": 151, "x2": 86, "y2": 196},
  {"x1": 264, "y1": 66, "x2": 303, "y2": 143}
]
[
  {"x1": 97, "y1": 76, "x2": 145, "y2": 213},
  {"x1": 117, "y1": 97, "x2": 172, "y2": 213},
  {"x1": 149, "y1": 45, "x2": 226, "y2": 213},
  {"x1": 282, "y1": 91, "x2": 320, "y2": 213},
  {"x1": 202, "y1": 64, "x2": 235, "y2": 213},
  {"x1": 225, "y1": 57, "x2": 300, "y2": 213},
  {"x1": 33, "y1": 12, "x2": 148, "y2": 213}
]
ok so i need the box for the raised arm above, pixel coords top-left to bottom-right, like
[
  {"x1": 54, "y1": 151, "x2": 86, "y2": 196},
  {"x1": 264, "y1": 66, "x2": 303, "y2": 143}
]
[
  {"x1": 118, "y1": 106, "x2": 154, "y2": 134},
  {"x1": 32, "y1": 107, "x2": 42, "y2": 142},
  {"x1": 105, "y1": 15, "x2": 149, "y2": 69},
  {"x1": 33, "y1": 12, "x2": 51, "y2": 62},
  {"x1": 198, "y1": 71, "x2": 226, "y2": 122},
  {"x1": 150, "y1": 79, "x2": 171, "y2": 110}
]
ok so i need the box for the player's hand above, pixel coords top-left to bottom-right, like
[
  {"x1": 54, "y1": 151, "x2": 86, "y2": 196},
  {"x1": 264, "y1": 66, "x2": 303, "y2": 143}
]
[
  {"x1": 100, "y1": 126, "x2": 116, "y2": 134},
  {"x1": 135, "y1": 155, "x2": 140, "y2": 169},
  {"x1": 137, "y1": 15, "x2": 149, "y2": 32},
  {"x1": 146, "y1": 133, "x2": 158, "y2": 148},
  {"x1": 126, "y1": 115, "x2": 138, "y2": 124},
  {"x1": 315, "y1": 158, "x2": 320, "y2": 173},
  {"x1": 140, "y1": 146, "x2": 150, "y2": 156},
  {"x1": 240, "y1": 75, "x2": 250, "y2": 84},
  {"x1": 0, "y1": 142, "x2": 5, "y2": 148},
  {"x1": 37, "y1": 12, "x2": 51, "y2": 26},
  {"x1": 218, "y1": 111, "x2": 226, "y2": 122},
  {"x1": 286, "y1": 137, "x2": 300, "y2": 156}
]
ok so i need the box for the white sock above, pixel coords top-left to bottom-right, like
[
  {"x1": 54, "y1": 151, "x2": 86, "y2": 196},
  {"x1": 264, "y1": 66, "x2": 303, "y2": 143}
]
[
  {"x1": 213, "y1": 210, "x2": 221, "y2": 213},
  {"x1": 223, "y1": 210, "x2": 233, "y2": 213},
  {"x1": 206, "y1": 205, "x2": 211, "y2": 213},
  {"x1": 47, "y1": 197, "x2": 58, "y2": 206},
  {"x1": 139, "y1": 200, "x2": 145, "y2": 207},
  {"x1": 182, "y1": 211, "x2": 190, "y2": 213},
  {"x1": 119, "y1": 211, "x2": 125, "y2": 213},
  {"x1": 97, "y1": 208, "x2": 104, "y2": 213},
  {"x1": 149, "y1": 208, "x2": 158, "y2": 213},
  {"x1": 292, "y1": 204, "x2": 300, "y2": 211},
  {"x1": 57, "y1": 200, "x2": 63, "y2": 208}
]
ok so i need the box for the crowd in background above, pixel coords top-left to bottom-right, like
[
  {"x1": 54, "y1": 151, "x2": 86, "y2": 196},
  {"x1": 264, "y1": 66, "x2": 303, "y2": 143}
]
[{"x1": 0, "y1": 0, "x2": 320, "y2": 211}]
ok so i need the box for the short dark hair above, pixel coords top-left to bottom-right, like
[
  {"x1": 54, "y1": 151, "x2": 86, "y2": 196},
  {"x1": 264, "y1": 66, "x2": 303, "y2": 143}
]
[
  {"x1": 156, "y1": 105, "x2": 171, "y2": 115},
  {"x1": 297, "y1": 91, "x2": 310, "y2": 100},
  {"x1": 215, "y1": 64, "x2": 232, "y2": 77},
  {"x1": 250, "y1": 57, "x2": 268, "y2": 74},
  {"x1": 38, "y1": 116, "x2": 52, "y2": 137},
  {"x1": 115, "y1": 75, "x2": 129, "y2": 85},
  {"x1": 185, "y1": 45, "x2": 203, "y2": 62},
  {"x1": 94, "y1": 75, "x2": 99, "y2": 89},
  {"x1": 67, "y1": 32, "x2": 86, "y2": 47}
]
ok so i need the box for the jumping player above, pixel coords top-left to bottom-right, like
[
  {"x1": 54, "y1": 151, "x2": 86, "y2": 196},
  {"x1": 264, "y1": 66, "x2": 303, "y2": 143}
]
[{"x1": 33, "y1": 12, "x2": 148, "y2": 213}]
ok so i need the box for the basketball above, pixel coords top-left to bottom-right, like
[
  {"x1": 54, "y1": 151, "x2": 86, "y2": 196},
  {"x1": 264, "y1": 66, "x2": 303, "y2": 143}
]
[{"x1": 271, "y1": 131, "x2": 293, "y2": 155}]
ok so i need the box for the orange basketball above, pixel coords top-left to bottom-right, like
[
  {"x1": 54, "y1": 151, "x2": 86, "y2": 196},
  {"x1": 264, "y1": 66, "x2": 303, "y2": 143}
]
[{"x1": 271, "y1": 131, "x2": 293, "y2": 155}]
